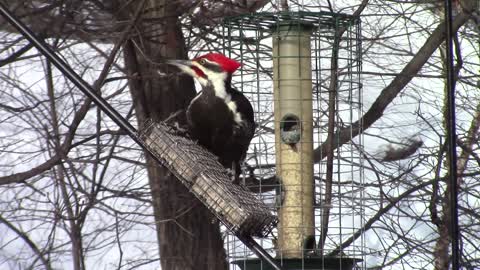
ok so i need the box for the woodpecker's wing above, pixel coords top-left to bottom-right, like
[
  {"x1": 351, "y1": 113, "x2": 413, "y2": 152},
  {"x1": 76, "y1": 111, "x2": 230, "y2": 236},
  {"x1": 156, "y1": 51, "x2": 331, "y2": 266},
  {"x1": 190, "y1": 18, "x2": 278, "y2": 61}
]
[
  {"x1": 229, "y1": 87, "x2": 255, "y2": 126},
  {"x1": 229, "y1": 87, "x2": 256, "y2": 163}
]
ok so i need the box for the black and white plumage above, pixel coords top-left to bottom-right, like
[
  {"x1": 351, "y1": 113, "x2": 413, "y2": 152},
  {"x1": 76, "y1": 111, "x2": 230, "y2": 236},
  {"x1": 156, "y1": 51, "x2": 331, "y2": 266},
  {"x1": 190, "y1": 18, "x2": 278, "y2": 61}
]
[{"x1": 167, "y1": 53, "x2": 255, "y2": 183}]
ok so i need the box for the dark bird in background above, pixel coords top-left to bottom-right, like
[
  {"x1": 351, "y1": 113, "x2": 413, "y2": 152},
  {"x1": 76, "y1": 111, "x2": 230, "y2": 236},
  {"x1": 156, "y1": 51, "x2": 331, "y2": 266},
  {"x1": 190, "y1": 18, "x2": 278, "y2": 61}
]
[
  {"x1": 166, "y1": 53, "x2": 255, "y2": 184},
  {"x1": 381, "y1": 138, "x2": 423, "y2": 162}
]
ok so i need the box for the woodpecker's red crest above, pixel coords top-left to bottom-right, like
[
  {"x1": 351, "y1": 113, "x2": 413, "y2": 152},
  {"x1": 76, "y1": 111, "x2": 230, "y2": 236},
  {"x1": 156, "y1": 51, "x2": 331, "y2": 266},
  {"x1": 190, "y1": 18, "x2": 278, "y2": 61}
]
[{"x1": 194, "y1": 53, "x2": 241, "y2": 74}]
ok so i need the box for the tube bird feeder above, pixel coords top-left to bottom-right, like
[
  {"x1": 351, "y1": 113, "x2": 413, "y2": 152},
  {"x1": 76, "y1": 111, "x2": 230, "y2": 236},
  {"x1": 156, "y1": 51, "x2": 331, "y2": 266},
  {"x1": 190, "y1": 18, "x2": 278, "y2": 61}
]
[
  {"x1": 223, "y1": 11, "x2": 364, "y2": 270},
  {"x1": 272, "y1": 22, "x2": 315, "y2": 258}
]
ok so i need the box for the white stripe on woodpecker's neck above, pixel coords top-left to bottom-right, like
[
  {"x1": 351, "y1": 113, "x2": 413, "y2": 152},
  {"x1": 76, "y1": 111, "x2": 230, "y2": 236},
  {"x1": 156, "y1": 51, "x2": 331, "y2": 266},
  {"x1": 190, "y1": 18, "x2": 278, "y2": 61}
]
[{"x1": 191, "y1": 62, "x2": 243, "y2": 124}]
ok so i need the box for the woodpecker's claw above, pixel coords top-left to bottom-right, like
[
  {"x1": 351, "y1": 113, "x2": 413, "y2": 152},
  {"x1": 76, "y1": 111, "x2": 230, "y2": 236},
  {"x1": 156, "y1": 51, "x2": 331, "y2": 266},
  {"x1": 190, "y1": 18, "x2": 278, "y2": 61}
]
[
  {"x1": 225, "y1": 168, "x2": 236, "y2": 182},
  {"x1": 172, "y1": 123, "x2": 189, "y2": 136},
  {"x1": 164, "y1": 110, "x2": 190, "y2": 136}
]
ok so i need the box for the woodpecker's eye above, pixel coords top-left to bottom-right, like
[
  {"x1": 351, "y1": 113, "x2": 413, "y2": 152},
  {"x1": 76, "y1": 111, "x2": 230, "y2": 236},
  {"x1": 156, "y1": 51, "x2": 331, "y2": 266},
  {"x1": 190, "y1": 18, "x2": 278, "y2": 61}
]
[{"x1": 198, "y1": 58, "x2": 207, "y2": 65}]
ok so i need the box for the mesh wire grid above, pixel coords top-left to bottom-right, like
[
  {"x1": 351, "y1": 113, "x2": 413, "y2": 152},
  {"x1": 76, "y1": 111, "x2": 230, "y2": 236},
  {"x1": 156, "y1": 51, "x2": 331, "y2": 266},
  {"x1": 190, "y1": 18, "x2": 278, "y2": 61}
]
[
  {"x1": 138, "y1": 121, "x2": 278, "y2": 237},
  {"x1": 221, "y1": 11, "x2": 365, "y2": 269}
]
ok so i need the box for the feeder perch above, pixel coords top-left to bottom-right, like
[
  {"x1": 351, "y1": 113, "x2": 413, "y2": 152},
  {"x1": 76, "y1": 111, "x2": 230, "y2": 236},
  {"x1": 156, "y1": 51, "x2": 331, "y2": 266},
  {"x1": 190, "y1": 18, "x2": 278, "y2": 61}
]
[{"x1": 234, "y1": 257, "x2": 361, "y2": 270}]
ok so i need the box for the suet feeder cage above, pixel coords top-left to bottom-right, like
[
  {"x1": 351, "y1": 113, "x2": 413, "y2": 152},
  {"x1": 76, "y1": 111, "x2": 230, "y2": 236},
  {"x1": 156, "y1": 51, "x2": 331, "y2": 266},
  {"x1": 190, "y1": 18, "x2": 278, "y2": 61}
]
[
  {"x1": 139, "y1": 121, "x2": 278, "y2": 237},
  {"x1": 221, "y1": 10, "x2": 365, "y2": 270}
]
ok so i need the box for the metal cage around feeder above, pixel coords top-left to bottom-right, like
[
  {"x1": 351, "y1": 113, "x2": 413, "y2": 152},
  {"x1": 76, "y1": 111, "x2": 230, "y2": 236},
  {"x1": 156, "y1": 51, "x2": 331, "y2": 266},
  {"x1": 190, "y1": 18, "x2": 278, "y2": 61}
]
[{"x1": 222, "y1": 11, "x2": 365, "y2": 270}]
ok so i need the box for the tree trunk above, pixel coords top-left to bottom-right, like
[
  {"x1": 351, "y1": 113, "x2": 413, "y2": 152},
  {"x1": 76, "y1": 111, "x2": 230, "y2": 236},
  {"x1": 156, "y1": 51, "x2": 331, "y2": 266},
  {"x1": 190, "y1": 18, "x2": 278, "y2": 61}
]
[{"x1": 123, "y1": 1, "x2": 227, "y2": 269}]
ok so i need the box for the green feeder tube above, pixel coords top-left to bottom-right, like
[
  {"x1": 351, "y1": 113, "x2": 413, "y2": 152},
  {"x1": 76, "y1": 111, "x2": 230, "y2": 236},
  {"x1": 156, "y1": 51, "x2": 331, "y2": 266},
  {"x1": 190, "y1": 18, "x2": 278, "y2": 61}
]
[{"x1": 273, "y1": 22, "x2": 315, "y2": 258}]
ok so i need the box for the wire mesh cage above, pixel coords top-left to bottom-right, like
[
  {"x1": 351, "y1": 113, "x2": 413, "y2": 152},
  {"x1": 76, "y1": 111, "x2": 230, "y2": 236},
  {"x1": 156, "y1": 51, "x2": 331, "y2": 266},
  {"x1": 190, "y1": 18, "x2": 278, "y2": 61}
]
[
  {"x1": 138, "y1": 121, "x2": 278, "y2": 237},
  {"x1": 221, "y1": 11, "x2": 365, "y2": 270}
]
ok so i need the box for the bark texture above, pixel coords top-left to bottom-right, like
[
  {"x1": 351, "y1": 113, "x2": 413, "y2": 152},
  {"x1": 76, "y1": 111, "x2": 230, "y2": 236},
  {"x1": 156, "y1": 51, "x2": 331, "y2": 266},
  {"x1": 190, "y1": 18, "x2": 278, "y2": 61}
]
[{"x1": 122, "y1": 1, "x2": 227, "y2": 269}]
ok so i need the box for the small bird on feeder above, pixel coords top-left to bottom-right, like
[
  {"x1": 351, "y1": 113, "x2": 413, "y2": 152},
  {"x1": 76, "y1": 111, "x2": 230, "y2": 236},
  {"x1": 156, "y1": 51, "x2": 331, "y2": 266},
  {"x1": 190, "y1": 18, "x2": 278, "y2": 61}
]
[{"x1": 166, "y1": 53, "x2": 255, "y2": 184}]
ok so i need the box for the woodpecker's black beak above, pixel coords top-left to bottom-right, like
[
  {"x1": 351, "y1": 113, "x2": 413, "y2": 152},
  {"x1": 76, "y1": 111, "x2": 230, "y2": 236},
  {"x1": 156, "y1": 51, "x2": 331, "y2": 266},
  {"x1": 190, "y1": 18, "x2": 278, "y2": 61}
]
[
  {"x1": 166, "y1": 59, "x2": 207, "y2": 80},
  {"x1": 166, "y1": 59, "x2": 192, "y2": 68},
  {"x1": 166, "y1": 59, "x2": 197, "y2": 77},
  {"x1": 166, "y1": 59, "x2": 195, "y2": 73}
]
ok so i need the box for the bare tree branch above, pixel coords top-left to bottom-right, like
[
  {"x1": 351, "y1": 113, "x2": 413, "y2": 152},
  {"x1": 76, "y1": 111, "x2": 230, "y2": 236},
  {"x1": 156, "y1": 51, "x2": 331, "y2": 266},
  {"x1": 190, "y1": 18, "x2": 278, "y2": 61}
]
[
  {"x1": 314, "y1": 3, "x2": 476, "y2": 163},
  {"x1": 0, "y1": 214, "x2": 53, "y2": 270}
]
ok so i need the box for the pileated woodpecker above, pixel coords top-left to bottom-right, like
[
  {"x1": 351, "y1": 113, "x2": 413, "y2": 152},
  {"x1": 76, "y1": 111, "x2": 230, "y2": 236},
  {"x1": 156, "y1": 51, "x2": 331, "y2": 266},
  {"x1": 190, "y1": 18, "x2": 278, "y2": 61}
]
[{"x1": 167, "y1": 53, "x2": 255, "y2": 183}]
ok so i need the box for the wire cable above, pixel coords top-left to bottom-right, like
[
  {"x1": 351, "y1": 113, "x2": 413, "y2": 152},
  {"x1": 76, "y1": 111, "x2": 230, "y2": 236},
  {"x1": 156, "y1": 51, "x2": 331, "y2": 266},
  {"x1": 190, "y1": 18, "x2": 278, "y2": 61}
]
[{"x1": 444, "y1": 1, "x2": 460, "y2": 269}]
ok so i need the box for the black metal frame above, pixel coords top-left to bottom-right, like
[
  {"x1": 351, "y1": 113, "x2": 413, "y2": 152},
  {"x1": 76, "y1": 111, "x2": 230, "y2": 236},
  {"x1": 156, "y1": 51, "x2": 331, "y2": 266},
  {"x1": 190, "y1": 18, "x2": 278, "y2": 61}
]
[{"x1": 444, "y1": 1, "x2": 459, "y2": 269}]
